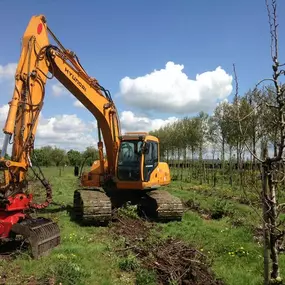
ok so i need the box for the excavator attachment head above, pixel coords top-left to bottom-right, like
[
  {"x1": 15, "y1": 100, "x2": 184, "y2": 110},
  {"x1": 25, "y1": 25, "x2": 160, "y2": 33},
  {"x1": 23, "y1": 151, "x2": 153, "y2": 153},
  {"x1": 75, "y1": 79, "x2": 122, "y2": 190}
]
[{"x1": 11, "y1": 217, "x2": 60, "y2": 259}]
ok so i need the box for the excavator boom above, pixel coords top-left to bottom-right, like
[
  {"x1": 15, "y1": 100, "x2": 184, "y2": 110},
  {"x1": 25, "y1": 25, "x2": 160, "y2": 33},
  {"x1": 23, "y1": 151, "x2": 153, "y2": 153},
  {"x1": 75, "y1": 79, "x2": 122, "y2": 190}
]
[{"x1": 2, "y1": 15, "x2": 120, "y2": 182}]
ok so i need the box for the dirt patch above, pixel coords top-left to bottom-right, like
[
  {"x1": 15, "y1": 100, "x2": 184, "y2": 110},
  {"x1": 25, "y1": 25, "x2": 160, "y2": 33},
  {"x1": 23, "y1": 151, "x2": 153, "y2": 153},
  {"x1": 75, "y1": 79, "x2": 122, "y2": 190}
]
[
  {"x1": 112, "y1": 213, "x2": 152, "y2": 243},
  {"x1": 183, "y1": 198, "x2": 239, "y2": 221},
  {"x1": 183, "y1": 199, "x2": 212, "y2": 220},
  {"x1": 111, "y1": 214, "x2": 224, "y2": 285},
  {"x1": 0, "y1": 239, "x2": 29, "y2": 261}
]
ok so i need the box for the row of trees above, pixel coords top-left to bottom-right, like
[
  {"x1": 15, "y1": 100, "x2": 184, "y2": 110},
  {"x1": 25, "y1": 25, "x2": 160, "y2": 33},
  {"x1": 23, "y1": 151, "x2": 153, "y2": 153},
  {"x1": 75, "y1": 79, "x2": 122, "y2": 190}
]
[
  {"x1": 149, "y1": 86, "x2": 279, "y2": 167},
  {"x1": 1, "y1": 83, "x2": 279, "y2": 170},
  {"x1": 30, "y1": 146, "x2": 99, "y2": 167}
]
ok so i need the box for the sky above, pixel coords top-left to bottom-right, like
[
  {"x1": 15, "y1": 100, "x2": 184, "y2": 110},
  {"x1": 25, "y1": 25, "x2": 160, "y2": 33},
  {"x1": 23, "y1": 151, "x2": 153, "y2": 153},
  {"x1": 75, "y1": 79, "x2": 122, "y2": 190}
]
[{"x1": 0, "y1": 0, "x2": 284, "y2": 152}]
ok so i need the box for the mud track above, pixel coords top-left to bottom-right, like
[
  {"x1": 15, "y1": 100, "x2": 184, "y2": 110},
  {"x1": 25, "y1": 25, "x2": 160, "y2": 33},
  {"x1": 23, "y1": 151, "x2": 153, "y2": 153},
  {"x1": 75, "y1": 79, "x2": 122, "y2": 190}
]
[{"x1": 111, "y1": 214, "x2": 224, "y2": 285}]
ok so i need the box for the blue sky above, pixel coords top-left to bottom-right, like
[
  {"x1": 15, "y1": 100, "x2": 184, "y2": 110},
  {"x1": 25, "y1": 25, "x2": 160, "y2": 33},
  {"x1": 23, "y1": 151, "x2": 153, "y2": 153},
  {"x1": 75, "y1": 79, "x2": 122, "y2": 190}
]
[{"x1": 0, "y1": 0, "x2": 284, "y2": 150}]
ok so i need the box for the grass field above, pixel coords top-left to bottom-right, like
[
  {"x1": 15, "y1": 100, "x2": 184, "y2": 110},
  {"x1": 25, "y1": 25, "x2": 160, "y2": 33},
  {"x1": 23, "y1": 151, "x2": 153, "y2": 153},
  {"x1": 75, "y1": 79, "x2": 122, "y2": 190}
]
[{"x1": 0, "y1": 166, "x2": 284, "y2": 285}]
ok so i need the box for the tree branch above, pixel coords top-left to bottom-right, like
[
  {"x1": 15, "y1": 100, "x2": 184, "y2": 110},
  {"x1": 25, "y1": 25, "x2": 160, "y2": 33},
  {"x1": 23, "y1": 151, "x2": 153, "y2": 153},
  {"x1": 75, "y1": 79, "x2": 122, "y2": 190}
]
[{"x1": 233, "y1": 64, "x2": 265, "y2": 163}]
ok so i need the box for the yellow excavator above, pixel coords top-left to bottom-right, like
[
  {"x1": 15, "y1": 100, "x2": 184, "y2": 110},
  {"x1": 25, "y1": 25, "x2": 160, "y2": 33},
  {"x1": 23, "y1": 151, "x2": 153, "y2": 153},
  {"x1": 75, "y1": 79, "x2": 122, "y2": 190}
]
[{"x1": 0, "y1": 15, "x2": 183, "y2": 258}]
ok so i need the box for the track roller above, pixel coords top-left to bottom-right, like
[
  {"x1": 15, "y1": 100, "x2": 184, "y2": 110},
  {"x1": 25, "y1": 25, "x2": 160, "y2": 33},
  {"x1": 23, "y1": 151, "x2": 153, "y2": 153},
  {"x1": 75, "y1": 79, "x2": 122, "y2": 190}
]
[
  {"x1": 138, "y1": 190, "x2": 184, "y2": 222},
  {"x1": 73, "y1": 189, "x2": 112, "y2": 225},
  {"x1": 11, "y1": 217, "x2": 60, "y2": 259}
]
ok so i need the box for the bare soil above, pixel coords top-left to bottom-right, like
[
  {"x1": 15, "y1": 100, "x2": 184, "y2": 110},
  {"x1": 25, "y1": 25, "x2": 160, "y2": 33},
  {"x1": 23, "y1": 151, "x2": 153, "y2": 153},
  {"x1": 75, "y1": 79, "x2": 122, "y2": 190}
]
[{"x1": 111, "y1": 214, "x2": 224, "y2": 285}]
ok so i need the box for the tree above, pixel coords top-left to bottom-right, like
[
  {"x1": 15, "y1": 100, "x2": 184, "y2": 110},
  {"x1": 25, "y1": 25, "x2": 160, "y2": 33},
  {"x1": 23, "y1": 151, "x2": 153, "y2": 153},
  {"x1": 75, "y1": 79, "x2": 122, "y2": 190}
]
[
  {"x1": 83, "y1": 146, "x2": 99, "y2": 166},
  {"x1": 51, "y1": 147, "x2": 66, "y2": 167},
  {"x1": 31, "y1": 146, "x2": 54, "y2": 166},
  {"x1": 235, "y1": 1, "x2": 285, "y2": 283},
  {"x1": 67, "y1": 149, "x2": 82, "y2": 166},
  {"x1": 212, "y1": 100, "x2": 233, "y2": 162}
]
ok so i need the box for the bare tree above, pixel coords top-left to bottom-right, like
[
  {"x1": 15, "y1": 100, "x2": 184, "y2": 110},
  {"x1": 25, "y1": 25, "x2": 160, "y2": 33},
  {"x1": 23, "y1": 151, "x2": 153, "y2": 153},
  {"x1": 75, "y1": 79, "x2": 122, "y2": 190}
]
[{"x1": 235, "y1": 0, "x2": 285, "y2": 283}]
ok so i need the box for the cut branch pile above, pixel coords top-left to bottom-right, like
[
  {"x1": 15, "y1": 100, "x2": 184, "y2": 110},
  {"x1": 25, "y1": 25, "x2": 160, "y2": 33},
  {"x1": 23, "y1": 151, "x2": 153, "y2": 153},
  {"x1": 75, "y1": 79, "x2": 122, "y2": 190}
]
[{"x1": 111, "y1": 214, "x2": 224, "y2": 285}]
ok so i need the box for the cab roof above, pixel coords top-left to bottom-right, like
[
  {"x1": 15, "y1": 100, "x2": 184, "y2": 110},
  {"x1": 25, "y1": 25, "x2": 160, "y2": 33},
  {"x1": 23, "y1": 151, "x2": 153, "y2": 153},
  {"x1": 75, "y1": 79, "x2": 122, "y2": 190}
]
[{"x1": 120, "y1": 132, "x2": 159, "y2": 142}]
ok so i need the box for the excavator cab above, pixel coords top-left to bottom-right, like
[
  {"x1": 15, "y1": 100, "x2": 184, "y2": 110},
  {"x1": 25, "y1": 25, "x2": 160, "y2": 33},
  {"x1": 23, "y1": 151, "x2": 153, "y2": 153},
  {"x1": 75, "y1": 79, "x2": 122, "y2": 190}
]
[
  {"x1": 117, "y1": 140, "x2": 143, "y2": 181},
  {"x1": 116, "y1": 132, "x2": 169, "y2": 189},
  {"x1": 80, "y1": 132, "x2": 169, "y2": 190},
  {"x1": 117, "y1": 133, "x2": 159, "y2": 183}
]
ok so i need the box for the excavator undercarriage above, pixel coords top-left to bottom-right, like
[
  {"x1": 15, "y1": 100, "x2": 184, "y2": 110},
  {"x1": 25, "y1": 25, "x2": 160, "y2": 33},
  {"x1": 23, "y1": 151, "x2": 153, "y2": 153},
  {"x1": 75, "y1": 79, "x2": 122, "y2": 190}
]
[{"x1": 73, "y1": 188, "x2": 184, "y2": 225}]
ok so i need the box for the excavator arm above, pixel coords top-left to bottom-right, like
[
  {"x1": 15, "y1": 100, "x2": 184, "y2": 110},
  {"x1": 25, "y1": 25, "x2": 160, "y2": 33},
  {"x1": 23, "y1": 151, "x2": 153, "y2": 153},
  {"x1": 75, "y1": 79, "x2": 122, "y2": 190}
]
[
  {"x1": 0, "y1": 15, "x2": 123, "y2": 258},
  {"x1": 1, "y1": 15, "x2": 120, "y2": 193}
]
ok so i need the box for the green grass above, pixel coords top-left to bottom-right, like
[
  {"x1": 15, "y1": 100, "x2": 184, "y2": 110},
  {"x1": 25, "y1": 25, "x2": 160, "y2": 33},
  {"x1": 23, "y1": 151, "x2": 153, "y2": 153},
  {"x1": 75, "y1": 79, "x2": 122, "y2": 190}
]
[
  {"x1": 1, "y1": 166, "x2": 284, "y2": 284},
  {"x1": 170, "y1": 166, "x2": 285, "y2": 204},
  {"x1": 166, "y1": 180, "x2": 262, "y2": 229},
  {"x1": 0, "y1": 167, "x2": 135, "y2": 285},
  {"x1": 160, "y1": 212, "x2": 264, "y2": 285},
  {"x1": 160, "y1": 179, "x2": 285, "y2": 285}
]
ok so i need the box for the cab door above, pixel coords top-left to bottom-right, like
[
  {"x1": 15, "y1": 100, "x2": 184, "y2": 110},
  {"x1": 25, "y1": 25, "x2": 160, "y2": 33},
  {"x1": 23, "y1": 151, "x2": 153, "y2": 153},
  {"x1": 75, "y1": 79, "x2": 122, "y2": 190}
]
[{"x1": 143, "y1": 141, "x2": 159, "y2": 182}]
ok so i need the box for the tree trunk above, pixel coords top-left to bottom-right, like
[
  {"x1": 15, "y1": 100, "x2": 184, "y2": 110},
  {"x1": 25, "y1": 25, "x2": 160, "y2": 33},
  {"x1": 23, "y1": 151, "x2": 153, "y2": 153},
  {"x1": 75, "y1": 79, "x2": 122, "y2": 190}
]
[
  {"x1": 191, "y1": 146, "x2": 195, "y2": 180},
  {"x1": 212, "y1": 151, "x2": 215, "y2": 187},
  {"x1": 261, "y1": 142, "x2": 270, "y2": 285},
  {"x1": 236, "y1": 142, "x2": 239, "y2": 169},
  {"x1": 252, "y1": 127, "x2": 256, "y2": 167},
  {"x1": 229, "y1": 146, "x2": 233, "y2": 186},
  {"x1": 221, "y1": 137, "x2": 225, "y2": 188},
  {"x1": 274, "y1": 142, "x2": 277, "y2": 157},
  {"x1": 166, "y1": 149, "x2": 169, "y2": 164},
  {"x1": 199, "y1": 142, "x2": 203, "y2": 185},
  {"x1": 268, "y1": 170, "x2": 280, "y2": 280},
  {"x1": 221, "y1": 135, "x2": 225, "y2": 162}
]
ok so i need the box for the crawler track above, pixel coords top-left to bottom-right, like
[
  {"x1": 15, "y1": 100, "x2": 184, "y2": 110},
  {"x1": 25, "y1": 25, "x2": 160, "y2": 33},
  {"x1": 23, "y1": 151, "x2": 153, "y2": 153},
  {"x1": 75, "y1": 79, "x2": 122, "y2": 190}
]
[
  {"x1": 138, "y1": 190, "x2": 184, "y2": 221},
  {"x1": 73, "y1": 189, "x2": 112, "y2": 225}
]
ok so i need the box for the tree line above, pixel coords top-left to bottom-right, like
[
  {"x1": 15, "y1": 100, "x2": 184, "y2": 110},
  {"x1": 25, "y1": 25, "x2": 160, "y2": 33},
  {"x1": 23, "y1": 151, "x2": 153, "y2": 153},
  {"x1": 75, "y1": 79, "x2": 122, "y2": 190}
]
[
  {"x1": 149, "y1": 85, "x2": 279, "y2": 168},
  {"x1": 29, "y1": 146, "x2": 99, "y2": 167},
  {"x1": 0, "y1": 83, "x2": 278, "y2": 171}
]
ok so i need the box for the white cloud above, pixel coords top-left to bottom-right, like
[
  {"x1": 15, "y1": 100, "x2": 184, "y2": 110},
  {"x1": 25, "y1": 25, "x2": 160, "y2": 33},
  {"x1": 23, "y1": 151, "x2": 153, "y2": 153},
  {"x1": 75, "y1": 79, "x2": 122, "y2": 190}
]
[
  {"x1": 0, "y1": 104, "x2": 11, "y2": 153},
  {"x1": 35, "y1": 114, "x2": 97, "y2": 150},
  {"x1": 51, "y1": 83, "x2": 69, "y2": 96},
  {"x1": 0, "y1": 104, "x2": 9, "y2": 126},
  {"x1": 0, "y1": 104, "x2": 177, "y2": 152},
  {"x1": 73, "y1": 100, "x2": 84, "y2": 108},
  {"x1": 120, "y1": 111, "x2": 178, "y2": 133},
  {"x1": 0, "y1": 63, "x2": 17, "y2": 81},
  {"x1": 119, "y1": 61, "x2": 233, "y2": 114},
  {"x1": 0, "y1": 104, "x2": 98, "y2": 152}
]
